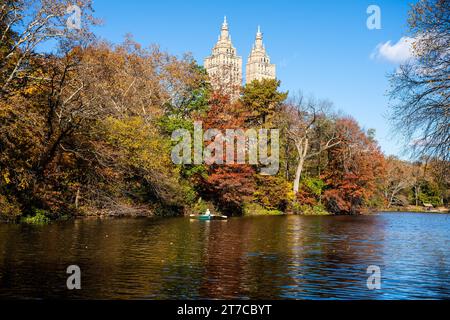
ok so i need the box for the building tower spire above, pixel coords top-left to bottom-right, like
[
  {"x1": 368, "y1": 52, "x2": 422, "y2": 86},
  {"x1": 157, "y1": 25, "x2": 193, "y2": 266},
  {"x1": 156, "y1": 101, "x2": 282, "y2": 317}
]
[
  {"x1": 246, "y1": 25, "x2": 276, "y2": 84},
  {"x1": 204, "y1": 17, "x2": 243, "y2": 99},
  {"x1": 255, "y1": 25, "x2": 263, "y2": 49},
  {"x1": 220, "y1": 16, "x2": 229, "y2": 40}
]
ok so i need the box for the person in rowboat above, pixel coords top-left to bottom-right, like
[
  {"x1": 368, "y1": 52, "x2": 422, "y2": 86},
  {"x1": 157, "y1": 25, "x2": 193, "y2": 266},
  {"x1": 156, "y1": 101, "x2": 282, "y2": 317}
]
[{"x1": 205, "y1": 209, "x2": 211, "y2": 217}]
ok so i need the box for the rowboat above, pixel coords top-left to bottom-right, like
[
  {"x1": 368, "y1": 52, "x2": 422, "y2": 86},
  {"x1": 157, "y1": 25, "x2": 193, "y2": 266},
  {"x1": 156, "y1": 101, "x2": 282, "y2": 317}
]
[{"x1": 190, "y1": 214, "x2": 228, "y2": 221}]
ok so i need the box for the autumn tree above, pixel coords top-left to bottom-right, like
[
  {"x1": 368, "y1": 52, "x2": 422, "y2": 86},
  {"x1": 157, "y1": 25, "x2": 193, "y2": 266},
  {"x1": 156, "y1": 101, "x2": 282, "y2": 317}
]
[
  {"x1": 158, "y1": 61, "x2": 211, "y2": 135},
  {"x1": 196, "y1": 92, "x2": 256, "y2": 215},
  {"x1": 0, "y1": 1, "x2": 215, "y2": 219},
  {"x1": 322, "y1": 117, "x2": 386, "y2": 214},
  {"x1": 428, "y1": 158, "x2": 450, "y2": 206},
  {"x1": 0, "y1": 24, "x2": 212, "y2": 219},
  {"x1": 46, "y1": 41, "x2": 209, "y2": 214},
  {"x1": 383, "y1": 156, "x2": 414, "y2": 207},
  {"x1": 283, "y1": 95, "x2": 340, "y2": 195},
  {"x1": 0, "y1": 0, "x2": 97, "y2": 96},
  {"x1": 409, "y1": 160, "x2": 426, "y2": 206},
  {"x1": 408, "y1": 158, "x2": 448, "y2": 207},
  {"x1": 1, "y1": 0, "x2": 97, "y2": 219}
]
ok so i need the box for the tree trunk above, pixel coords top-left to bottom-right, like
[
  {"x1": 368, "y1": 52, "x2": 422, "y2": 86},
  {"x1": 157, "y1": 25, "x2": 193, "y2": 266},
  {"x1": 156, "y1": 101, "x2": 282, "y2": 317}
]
[
  {"x1": 293, "y1": 139, "x2": 309, "y2": 195},
  {"x1": 75, "y1": 188, "x2": 80, "y2": 209},
  {"x1": 285, "y1": 143, "x2": 290, "y2": 180},
  {"x1": 414, "y1": 185, "x2": 420, "y2": 206},
  {"x1": 293, "y1": 157, "x2": 305, "y2": 194},
  {"x1": 388, "y1": 192, "x2": 394, "y2": 208}
]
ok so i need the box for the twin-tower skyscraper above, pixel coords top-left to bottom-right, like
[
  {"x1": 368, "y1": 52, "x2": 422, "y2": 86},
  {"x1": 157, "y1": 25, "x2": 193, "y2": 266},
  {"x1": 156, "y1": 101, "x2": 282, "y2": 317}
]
[{"x1": 204, "y1": 17, "x2": 276, "y2": 96}]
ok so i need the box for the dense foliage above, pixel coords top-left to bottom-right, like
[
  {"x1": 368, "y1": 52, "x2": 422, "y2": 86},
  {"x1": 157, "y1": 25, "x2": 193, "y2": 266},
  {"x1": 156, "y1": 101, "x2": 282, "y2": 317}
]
[{"x1": 0, "y1": 0, "x2": 448, "y2": 222}]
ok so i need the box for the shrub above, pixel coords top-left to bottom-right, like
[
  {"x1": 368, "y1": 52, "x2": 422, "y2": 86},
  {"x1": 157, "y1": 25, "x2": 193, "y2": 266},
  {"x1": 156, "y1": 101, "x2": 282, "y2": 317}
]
[
  {"x1": 243, "y1": 202, "x2": 284, "y2": 216},
  {"x1": 295, "y1": 204, "x2": 330, "y2": 216},
  {"x1": 0, "y1": 194, "x2": 22, "y2": 221},
  {"x1": 254, "y1": 175, "x2": 292, "y2": 211},
  {"x1": 21, "y1": 209, "x2": 51, "y2": 225}
]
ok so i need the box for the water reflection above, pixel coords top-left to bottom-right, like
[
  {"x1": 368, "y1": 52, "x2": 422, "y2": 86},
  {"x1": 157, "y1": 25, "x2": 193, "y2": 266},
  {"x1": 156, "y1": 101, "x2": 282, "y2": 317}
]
[{"x1": 0, "y1": 213, "x2": 449, "y2": 299}]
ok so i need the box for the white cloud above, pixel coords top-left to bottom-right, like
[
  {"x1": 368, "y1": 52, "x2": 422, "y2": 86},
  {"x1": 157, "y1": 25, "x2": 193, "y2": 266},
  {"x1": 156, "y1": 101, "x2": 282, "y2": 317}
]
[{"x1": 371, "y1": 37, "x2": 415, "y2": 63}]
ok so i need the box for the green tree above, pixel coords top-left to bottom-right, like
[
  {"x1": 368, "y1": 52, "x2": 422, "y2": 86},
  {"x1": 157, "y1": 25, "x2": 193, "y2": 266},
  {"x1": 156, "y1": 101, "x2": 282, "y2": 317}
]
[{"x1": 240, "y1": 79, "x2": 288, "y2": 126}]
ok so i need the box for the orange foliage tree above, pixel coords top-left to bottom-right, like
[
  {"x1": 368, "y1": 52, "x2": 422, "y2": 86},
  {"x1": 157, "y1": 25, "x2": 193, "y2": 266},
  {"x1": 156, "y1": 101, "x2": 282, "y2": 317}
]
[
  {"x1": 322, "y1": 117, "x2": 386, "y2": 214},
  {"x1": 196, "y1": 92, "x2": 256, "y2": 215}
]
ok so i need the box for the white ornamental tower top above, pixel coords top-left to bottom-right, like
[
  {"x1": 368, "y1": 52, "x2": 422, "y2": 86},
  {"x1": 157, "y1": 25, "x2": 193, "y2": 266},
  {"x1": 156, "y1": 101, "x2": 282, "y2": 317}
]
[
  {"x1": 204, "y1": 16, "x2": 243, "y2": 98},
  {"x1": 252, "y1": 26, "x2": 265, "y2": 51},
  {"x1": 246, "y1": 26, "x2": 276, "y2": 83},
  {"x1": 220, "y1": 16, "x2": 229, "y2": 41},
  {"x1": 255, "y1": 25, "x2": 263, "y2": 49}
]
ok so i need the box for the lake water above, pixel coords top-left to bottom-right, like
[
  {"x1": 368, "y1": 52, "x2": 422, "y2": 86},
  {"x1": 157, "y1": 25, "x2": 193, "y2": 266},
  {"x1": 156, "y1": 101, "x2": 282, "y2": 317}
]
[{"x1": 0, "y1": 212, "x2": 449, "y2": 299}]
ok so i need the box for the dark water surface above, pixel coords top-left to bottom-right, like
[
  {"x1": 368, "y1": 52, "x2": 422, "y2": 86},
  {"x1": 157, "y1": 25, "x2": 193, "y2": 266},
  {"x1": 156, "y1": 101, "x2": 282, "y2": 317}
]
[{"x1": 0, "y1": 212, "x2": 449, "y2": 299}]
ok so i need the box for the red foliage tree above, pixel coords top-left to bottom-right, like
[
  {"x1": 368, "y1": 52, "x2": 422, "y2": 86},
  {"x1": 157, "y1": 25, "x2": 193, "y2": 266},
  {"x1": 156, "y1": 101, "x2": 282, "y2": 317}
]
[
  {"x1": 322, "y1": 117, "x2": 386, "y2": 214},
  {"x1": 197, "y1": 92, "x2": 256, "y2": 215}
]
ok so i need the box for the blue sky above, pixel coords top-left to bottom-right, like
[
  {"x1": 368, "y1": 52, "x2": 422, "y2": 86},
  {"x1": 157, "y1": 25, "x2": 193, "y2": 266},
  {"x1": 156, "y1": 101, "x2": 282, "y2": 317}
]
[{"x1": 89, "y1": 0, "x2": 415, "y2": 157}]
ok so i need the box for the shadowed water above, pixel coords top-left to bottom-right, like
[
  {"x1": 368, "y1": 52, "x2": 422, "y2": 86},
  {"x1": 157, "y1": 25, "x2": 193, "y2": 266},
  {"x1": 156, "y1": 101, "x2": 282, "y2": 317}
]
[{"x1": 0, "y1": 212, "x2": 449, "y2": 299}]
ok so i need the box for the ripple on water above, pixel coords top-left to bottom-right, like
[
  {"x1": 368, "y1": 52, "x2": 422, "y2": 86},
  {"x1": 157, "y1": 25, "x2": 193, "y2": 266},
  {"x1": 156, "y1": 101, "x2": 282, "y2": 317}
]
[{"x1": 0, "y1": 213, "x2": 449, "y2": 299}]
